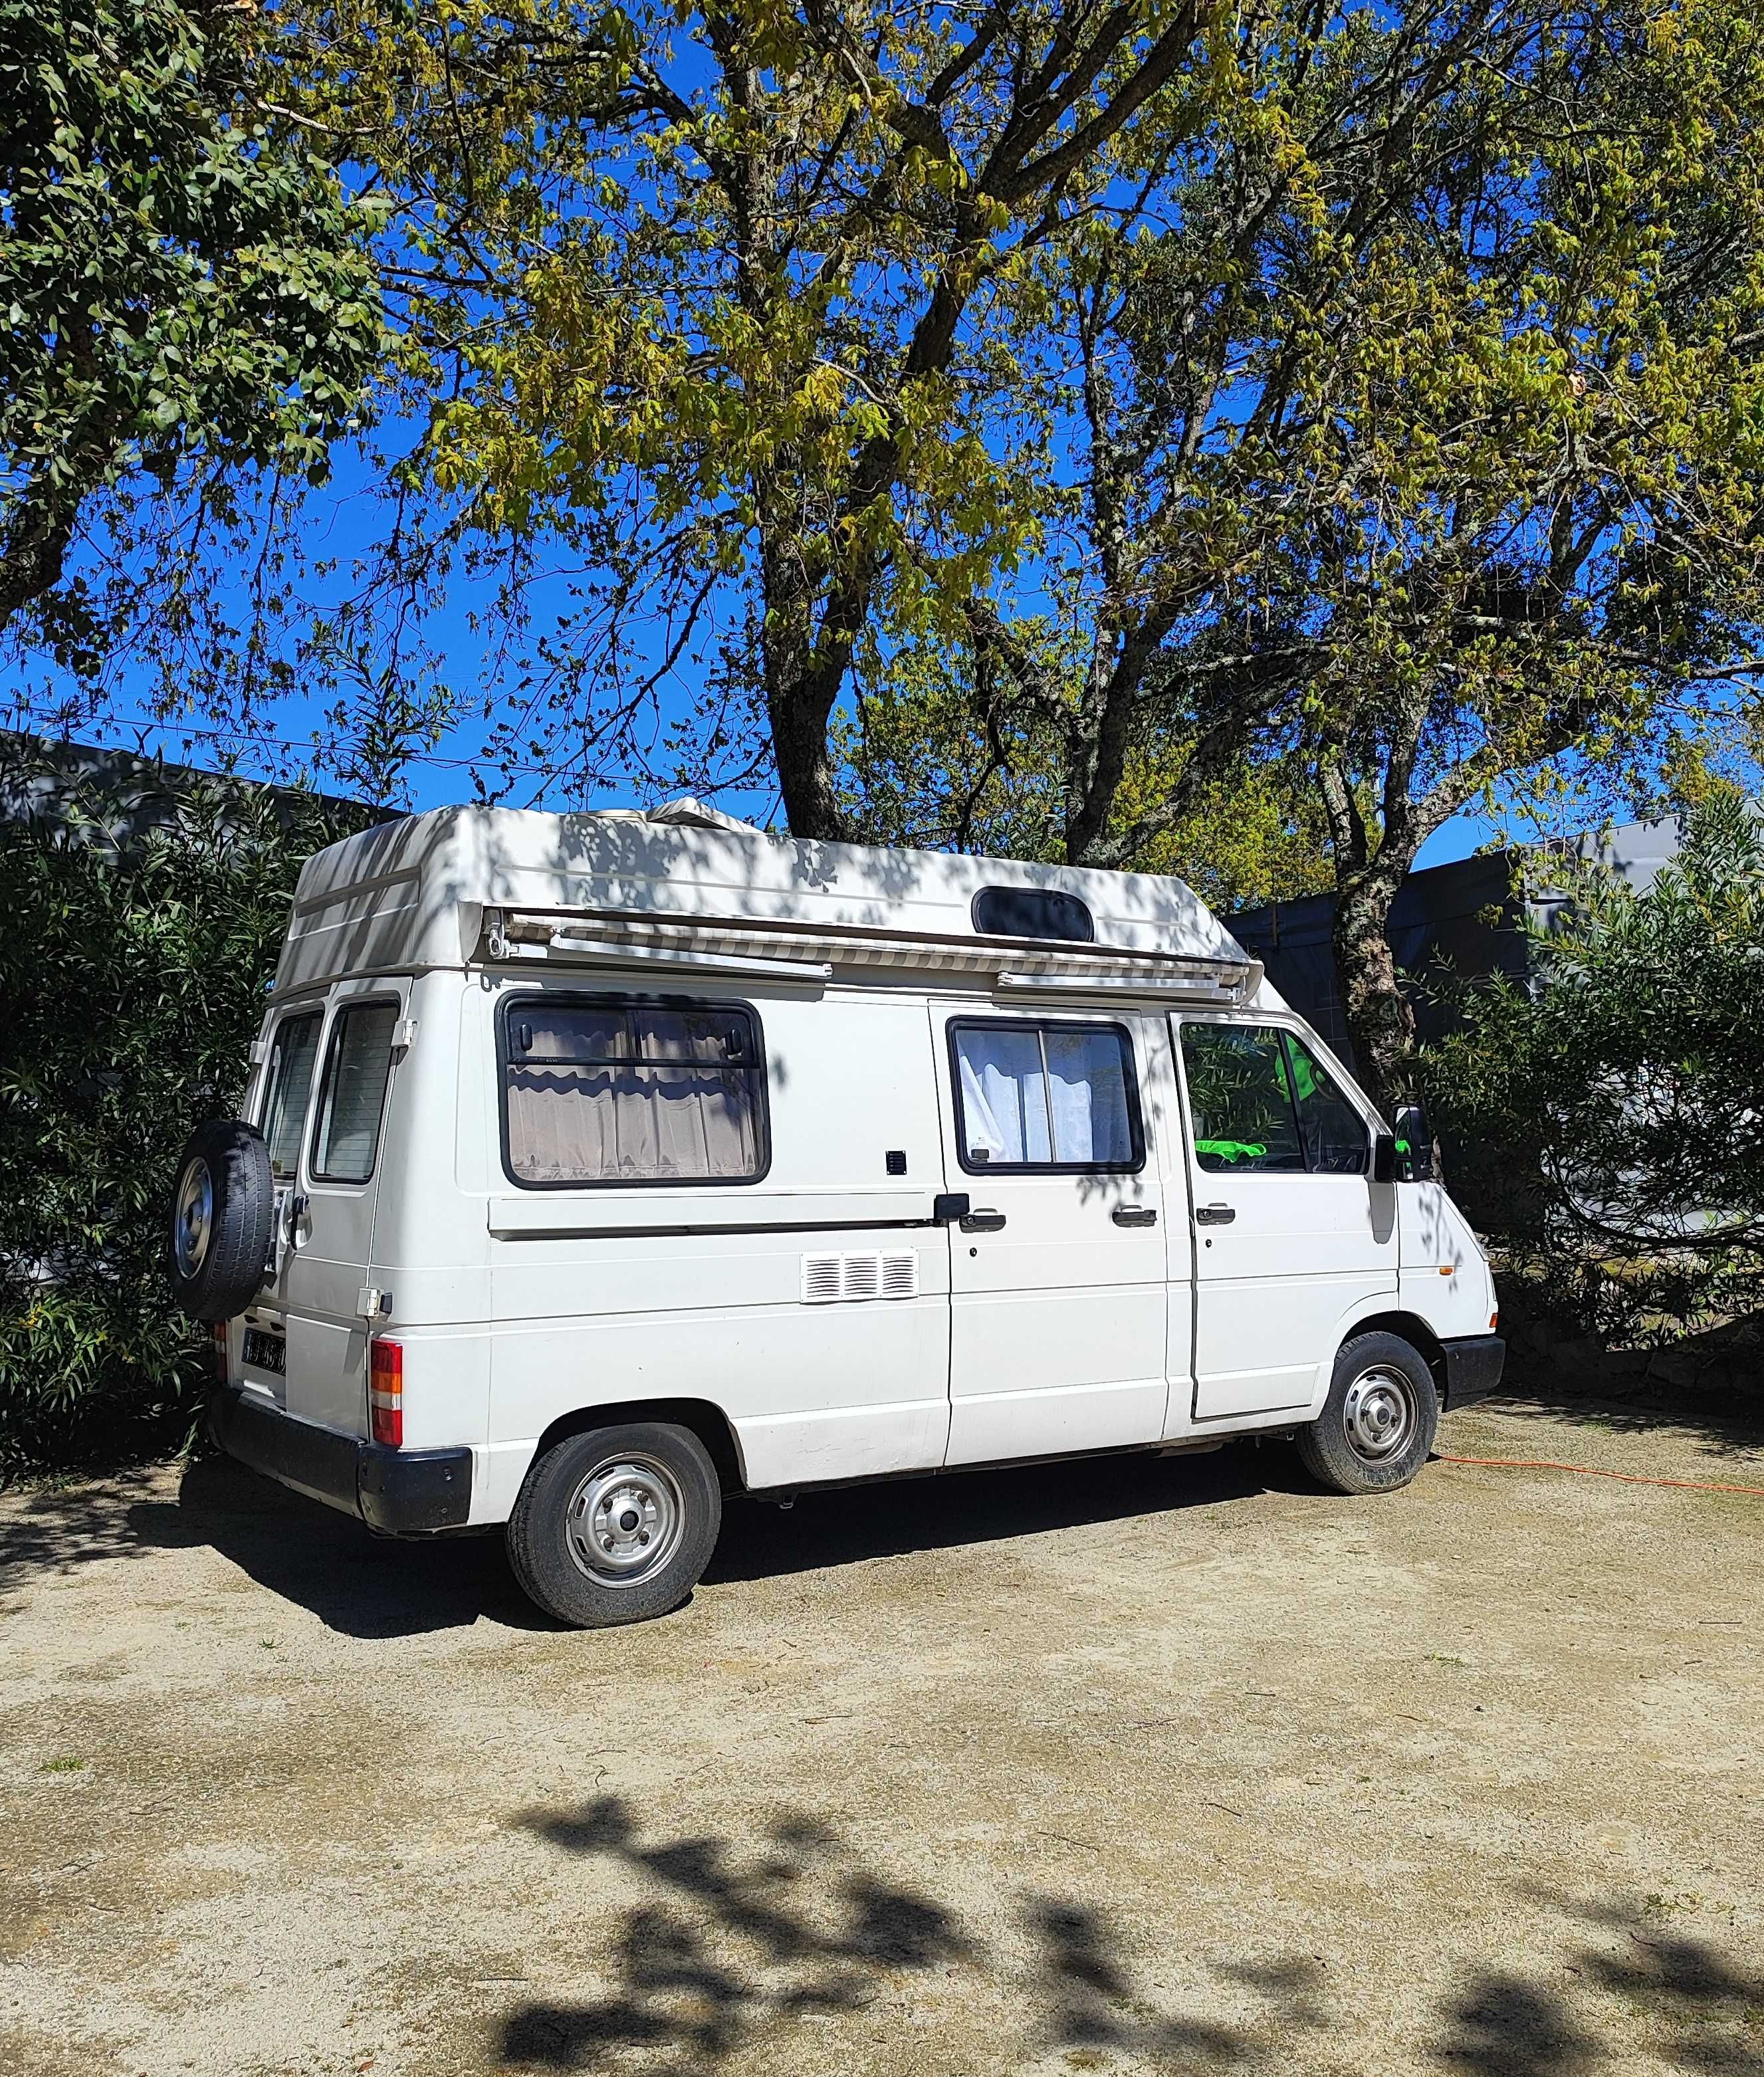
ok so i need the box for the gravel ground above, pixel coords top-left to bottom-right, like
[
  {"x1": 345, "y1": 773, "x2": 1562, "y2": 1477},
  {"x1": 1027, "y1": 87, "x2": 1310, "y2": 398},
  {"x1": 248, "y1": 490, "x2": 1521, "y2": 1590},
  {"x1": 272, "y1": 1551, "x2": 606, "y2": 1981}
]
[{"x1": 3, "y1": 1397, "x2": 1763, "y2": 2077}]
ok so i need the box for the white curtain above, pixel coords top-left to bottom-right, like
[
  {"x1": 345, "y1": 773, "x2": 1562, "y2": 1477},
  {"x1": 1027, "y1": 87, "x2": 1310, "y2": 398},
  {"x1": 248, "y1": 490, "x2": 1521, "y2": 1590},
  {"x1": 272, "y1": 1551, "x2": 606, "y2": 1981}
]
[
  {"x1": 956, "y1": 1026, "x2": 1132, "y2": 1166},
  {"x1": 506, "y1": 1004, "x2": 762, "y2": 1184},
  {"x1": 958, "y1": 1028, "x2": 1050, "y2": 1163}
]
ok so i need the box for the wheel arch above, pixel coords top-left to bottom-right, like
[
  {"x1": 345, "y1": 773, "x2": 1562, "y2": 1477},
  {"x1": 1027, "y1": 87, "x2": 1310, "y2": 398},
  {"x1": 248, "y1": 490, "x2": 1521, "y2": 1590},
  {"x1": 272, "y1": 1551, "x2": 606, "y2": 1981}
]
[
  {"x1": 1338, "y1": 1310, "x2": 1449, "y2": 1403},
  {"x1": 532, "y1": 1398, "x2": 748, "y2": 1493}
]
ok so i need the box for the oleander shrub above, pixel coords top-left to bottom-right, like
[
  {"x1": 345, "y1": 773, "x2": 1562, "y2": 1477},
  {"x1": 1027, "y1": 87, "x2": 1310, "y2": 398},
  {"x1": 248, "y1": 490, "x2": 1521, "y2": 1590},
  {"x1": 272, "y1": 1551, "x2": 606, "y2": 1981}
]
[
  {"x1": 1422, "y1": 796, "x2": 1764, "y2": 1354},
  {"x1": 0, "y1": 750, "x2": 370, "y2": 1479}
]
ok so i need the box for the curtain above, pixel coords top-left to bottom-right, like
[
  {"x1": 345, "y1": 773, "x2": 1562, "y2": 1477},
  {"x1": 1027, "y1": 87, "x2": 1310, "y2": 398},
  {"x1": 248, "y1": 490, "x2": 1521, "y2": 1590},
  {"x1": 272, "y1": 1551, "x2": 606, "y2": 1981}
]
[
  {"x1": 505, "y1": 1002, "x2": 763, "y2": 1184},
  {"x1": 956, "y1": 1026, "x2": 1133, "y2": 1166}
]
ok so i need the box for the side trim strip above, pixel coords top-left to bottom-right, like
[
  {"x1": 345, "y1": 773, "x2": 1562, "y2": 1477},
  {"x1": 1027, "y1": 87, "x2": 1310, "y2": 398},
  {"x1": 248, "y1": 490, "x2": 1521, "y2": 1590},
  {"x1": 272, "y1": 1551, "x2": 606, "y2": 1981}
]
[{"x1": 490, "y1": 1216, "x2": 943, "y2": 1242}]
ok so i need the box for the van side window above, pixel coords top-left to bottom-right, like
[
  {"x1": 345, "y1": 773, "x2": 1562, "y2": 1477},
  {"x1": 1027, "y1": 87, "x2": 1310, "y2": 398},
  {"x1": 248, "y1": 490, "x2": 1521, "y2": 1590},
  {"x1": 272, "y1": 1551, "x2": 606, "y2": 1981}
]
[
  {"x1": 950, "y1": 1020, "x2": 1142, "y2": 1173},
  {"x1": 312, "y1": 1002, "x2": 399, "y2": 1184},
  {"x1": 501, "y1": 996, "x2": 766, "y2": 1187},
  {"x1": 259, "y1": 1012, "x2": 322, "y2": 1182},
  {"x1": 1179, "y1": 1024, "x2": 1367, "y2": 1176}
]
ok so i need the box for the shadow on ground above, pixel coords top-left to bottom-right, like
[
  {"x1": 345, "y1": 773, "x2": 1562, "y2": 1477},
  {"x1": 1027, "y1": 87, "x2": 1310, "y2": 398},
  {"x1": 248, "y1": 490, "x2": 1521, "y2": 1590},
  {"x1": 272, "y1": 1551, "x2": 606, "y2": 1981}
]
[
  {"x1": 0, "y1": 1440, "x2": 1296, "y2": 1637},
  {"x1": 1479, "y1": 1383, "x2": 1764, "y2": 1466},
  {"x1": 1489, "y1": 1301, "x2": 1764, "y2": 1462},
  {"x1": 699, "y1": 1441, "x2": 1291, "y2": 1587},
  {"x1": 495, "y1": 1800, "x2": 1764, "y2": 2074}
]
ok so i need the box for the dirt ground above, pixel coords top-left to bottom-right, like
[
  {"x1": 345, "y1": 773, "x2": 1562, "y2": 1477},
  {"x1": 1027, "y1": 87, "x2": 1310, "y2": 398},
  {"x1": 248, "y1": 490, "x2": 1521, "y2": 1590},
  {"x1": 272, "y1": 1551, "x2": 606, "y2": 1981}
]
[{"x1": 3, "y1": 1397, "x2": 1763, "y2": 2077}]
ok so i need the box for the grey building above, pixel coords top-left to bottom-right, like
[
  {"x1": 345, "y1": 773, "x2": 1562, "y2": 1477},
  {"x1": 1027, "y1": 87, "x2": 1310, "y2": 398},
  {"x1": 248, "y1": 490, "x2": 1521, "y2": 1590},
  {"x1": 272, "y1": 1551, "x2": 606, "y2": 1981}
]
[{"x1": 1226, "y1": 818, "x2": 1690, "y2": 1073}]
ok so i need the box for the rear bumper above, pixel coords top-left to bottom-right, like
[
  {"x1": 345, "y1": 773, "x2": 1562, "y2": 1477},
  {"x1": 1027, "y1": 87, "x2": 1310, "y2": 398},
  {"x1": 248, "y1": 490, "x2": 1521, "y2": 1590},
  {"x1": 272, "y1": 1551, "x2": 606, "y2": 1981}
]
[
  {"x1": 208, "y1": 1386, "x2": 473, "y2": 1535},
  {"x1": 1441, "y1": 1334, "x2": 1506, "y2": 1412}
]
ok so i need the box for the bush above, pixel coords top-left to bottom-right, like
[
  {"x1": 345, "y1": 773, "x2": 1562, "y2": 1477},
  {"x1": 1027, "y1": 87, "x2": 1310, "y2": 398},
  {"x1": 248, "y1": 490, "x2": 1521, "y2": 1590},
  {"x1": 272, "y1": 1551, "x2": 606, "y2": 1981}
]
[
  {"x1": 0, "y1": 749, "x2": 370, "y2": 1480},
  {"x1": 1422, "y1": 796, "x2": 1764, "y2": 1351}
]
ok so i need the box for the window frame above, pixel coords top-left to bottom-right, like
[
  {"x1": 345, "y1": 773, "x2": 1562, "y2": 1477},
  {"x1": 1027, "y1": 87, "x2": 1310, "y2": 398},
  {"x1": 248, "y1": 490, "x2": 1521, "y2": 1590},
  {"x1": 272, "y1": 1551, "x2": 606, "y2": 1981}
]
[
  {"x1": 255, "y1": 1003, "x2": 326, "y2": 1184},
  {"x1": 946, "y1": 1015, "x2": 1147, "y2": 1178},
  {"x1": 495, "y1": 988, "x2": 773, "y2": 1192},
  {"x1": 1175, "y1": 1015, "x2": 1373, "y2": 1180},
  {"x1": 308, "y1": 995, "x2": 402, "y2": 1187}
]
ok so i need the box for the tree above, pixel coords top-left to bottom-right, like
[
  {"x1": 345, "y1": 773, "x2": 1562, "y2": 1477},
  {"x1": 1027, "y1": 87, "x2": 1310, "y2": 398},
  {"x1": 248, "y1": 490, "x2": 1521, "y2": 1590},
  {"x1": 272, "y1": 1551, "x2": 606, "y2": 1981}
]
[
  {"x1": 291, "y1": 0, "x2": 1225, "y2": 821},
  {"x1": 1424, "y1": 793, "x2": 1764, "y2": 1349},
  {"x1": 0, "y1": 742, "x2": 374, "y2": 1478},
  {"x1": 835, "y1": 633, "x2": 1334, "y2": 911},
  {"x1": 0, "y1": 0, "x2": 384, "y2": 672},
  {"x1": 961, "y1": 0, "x2": 1764, "y2": 1111}
]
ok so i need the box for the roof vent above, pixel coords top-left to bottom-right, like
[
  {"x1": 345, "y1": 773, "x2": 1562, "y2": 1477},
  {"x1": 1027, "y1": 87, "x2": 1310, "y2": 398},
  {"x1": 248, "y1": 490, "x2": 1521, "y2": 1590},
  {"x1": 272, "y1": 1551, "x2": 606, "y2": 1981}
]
[
  {"x1": 972, "y1": 886, "x2": 1094, "y2": 942},
  {"x1": 645, "y1": 796, "x2": 759, "y2": 833}
]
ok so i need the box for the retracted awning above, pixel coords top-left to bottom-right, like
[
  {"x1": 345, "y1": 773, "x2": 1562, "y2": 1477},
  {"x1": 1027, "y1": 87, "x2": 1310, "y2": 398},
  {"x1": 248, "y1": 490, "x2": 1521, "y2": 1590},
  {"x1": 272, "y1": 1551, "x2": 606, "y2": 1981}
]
[{"x1": 478, "y1": 907, "x2": 1262, "y2": 1006}]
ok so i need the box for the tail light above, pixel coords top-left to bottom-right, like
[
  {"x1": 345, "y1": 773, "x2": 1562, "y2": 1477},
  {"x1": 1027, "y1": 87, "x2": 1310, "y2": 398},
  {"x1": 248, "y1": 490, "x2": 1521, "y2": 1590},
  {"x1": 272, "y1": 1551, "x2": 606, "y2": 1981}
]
[
  {"x1": 370, "y1": 1339, "x2": 403, "y2": 1448},
  {"x1": 1489, "y1": 1311, "x2": 1499, "y2": 1331},
  {"x1": 212, "y1": 1323, "x2": 229, "y2": 1386}
]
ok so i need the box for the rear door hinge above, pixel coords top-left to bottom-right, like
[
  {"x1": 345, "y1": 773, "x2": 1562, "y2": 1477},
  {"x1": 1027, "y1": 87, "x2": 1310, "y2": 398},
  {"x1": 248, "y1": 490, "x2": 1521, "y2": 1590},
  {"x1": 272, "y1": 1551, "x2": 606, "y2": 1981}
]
[{"x1": 356, "y1": 1287, "x2": 392, "y2": 1320}]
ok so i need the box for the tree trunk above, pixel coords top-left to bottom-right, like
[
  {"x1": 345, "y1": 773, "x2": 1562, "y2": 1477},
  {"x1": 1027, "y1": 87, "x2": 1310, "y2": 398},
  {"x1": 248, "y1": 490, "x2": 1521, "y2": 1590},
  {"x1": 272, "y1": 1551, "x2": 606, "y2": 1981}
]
[
  {"x1": 766, "y1": 663, "x2": 845, "y2": 839},
  {"x1": 1331, "y1": 864, "x2": 1420, "y2": 1121}
]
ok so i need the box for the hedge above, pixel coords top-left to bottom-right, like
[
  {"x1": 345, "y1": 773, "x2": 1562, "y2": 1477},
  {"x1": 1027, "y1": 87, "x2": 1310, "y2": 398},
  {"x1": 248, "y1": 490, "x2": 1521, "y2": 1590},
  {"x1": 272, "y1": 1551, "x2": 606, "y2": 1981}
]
[{"x1": 0, "y1": 745, "x2": 372, "y2": 1481}]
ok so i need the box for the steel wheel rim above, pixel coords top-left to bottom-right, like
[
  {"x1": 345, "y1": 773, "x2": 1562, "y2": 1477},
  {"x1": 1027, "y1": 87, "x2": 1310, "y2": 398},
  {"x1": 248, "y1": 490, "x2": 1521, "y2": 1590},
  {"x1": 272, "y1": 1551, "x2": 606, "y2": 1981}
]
[
  {"x1": 1343, "y1": 1366, "x2": 1415, "y2": 1462},
  {"x1": 564, "y1": 1454, "x2": 686, "y2": 1588},
  {"x1": 174, "y1": 1159, "x2": 214, "y2": 1279}
]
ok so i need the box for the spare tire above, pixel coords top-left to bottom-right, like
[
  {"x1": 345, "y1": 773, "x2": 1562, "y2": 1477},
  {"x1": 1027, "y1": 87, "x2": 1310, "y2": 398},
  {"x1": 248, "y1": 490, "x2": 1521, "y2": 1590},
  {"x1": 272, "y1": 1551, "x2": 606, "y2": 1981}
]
[{"x1": 167, "y1": 1119, "x2": 275, "y2": 1322}]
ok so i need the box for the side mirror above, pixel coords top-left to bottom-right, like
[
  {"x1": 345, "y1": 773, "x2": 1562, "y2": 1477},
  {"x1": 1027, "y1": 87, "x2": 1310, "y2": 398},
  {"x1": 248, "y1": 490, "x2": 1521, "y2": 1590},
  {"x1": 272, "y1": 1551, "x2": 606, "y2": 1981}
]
[
  {"x1": 1392, "y1": 1103, "x2": 1434, "y2": 1182},
  {"x1": 1371, "y1": 1132, "x2": 1396, "y2": 1184}
]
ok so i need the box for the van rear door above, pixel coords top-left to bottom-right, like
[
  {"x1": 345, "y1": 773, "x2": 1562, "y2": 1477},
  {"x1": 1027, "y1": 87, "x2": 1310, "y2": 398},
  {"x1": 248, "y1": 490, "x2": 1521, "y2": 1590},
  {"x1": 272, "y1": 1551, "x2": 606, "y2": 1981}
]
[{"x1": 256, "y1": 978, "x2": 409, "y2": 1437}]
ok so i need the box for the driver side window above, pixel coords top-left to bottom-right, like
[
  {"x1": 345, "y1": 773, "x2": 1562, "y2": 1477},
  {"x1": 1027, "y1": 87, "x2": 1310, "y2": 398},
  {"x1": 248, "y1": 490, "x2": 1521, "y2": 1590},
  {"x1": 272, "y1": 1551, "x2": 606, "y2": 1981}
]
[{"x1": 1180, "y1": 1024, "x2": 1369, "y2": 1176}]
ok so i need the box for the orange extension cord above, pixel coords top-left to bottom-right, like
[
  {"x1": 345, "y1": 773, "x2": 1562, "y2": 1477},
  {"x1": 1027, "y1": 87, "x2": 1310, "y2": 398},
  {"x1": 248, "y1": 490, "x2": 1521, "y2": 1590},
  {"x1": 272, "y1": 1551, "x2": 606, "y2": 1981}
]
[{"x1": 1436, "y1": 1452, "x2": 1764, "y2": 1498}]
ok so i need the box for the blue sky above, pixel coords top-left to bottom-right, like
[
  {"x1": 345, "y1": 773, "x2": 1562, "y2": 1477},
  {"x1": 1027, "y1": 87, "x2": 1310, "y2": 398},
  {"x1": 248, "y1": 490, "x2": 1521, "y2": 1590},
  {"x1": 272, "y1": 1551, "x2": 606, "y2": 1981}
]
[{"x1": 2, "y1": 446, "x2": 1502, "y2": 872}]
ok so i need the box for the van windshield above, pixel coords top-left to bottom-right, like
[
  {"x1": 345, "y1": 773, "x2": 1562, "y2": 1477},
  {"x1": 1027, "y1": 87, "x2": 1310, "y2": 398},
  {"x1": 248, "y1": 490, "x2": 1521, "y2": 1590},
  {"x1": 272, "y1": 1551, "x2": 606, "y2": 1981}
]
[{"x1": 261, "y1": 1013, "x2": 322, "y2": 1182}]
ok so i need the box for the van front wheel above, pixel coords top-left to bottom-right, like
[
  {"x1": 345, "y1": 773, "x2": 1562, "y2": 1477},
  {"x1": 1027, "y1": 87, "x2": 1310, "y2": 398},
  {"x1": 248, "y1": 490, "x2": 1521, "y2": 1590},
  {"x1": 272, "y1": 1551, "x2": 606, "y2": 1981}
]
[
  {"x1": 507, "y1": 1422, "x2": 722, "y2": 1627},
  {"x1": 1296, "y1": 1332, "x2": 1438, "y2": 1496}
]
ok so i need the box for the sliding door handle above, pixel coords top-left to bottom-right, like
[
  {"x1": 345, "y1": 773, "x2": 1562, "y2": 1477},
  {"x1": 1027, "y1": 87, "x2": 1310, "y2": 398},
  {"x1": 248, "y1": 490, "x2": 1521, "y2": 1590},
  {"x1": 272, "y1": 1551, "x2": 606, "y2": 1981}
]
[
  {"x1": 1111, "y1": 1204, "x2": 1157, "y2": 1228},
  {"x1": 960, "y1": 1208, "x2": 1007, "y2": 1233},
  {"x1": 1194, "y1": 1203, "x2": 1236, "y2": 1226}
]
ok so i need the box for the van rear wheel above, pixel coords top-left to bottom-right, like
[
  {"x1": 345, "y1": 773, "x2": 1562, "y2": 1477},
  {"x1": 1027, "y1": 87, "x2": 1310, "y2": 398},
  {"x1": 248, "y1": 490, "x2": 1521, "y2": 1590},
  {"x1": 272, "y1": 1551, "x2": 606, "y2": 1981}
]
[
  {"x1": 1297, "y1": 1331, "x2": 1438, "y2": 1495},
  {"x1": 506, "y1": 1422, "x2": 722, "y2": 1627}
]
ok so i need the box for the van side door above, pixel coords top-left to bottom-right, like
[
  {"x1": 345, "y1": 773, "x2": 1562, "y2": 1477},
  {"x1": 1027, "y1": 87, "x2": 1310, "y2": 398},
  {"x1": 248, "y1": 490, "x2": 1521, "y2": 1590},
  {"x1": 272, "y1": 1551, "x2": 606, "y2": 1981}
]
[
  {"x1": 1172, "y1": 1018, "x2": 1397, "y2": 1420},
  {"x1": 937, "y1": 1008, "x2": 1168, "y2": 1464}
]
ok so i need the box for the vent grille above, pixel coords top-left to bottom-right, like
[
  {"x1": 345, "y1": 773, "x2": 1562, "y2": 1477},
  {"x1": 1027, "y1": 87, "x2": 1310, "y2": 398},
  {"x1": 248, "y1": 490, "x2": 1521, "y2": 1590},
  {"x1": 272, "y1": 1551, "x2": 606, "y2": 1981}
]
[
  {"x1": 841, "y1": 1253, "x2": 881, "y2": 1299},
  {"x1": 880, "y1": 1251, "x2": 919, "y2": 1298},
  {"x1": 800, "y1": 1249, "x2": 919, "y2": 1304},
  {"x1": 802, "y1": 1254, "x2": 843, "y2": 1303}
]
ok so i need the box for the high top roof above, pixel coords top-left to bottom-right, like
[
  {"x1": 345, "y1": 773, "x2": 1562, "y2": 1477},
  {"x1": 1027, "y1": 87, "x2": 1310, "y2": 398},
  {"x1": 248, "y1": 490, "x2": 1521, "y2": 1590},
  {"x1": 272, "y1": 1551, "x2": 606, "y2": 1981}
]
[{"x1": 275, "y1": 800, "x2": 1253, "y2": 992}]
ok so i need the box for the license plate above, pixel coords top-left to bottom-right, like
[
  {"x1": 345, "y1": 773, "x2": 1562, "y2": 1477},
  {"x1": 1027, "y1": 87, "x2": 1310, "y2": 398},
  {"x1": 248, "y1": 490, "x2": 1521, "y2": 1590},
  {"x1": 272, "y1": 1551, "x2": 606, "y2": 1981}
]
[{"x1": 242, "y1": 1327, "x2": 286, "y2": 1376}]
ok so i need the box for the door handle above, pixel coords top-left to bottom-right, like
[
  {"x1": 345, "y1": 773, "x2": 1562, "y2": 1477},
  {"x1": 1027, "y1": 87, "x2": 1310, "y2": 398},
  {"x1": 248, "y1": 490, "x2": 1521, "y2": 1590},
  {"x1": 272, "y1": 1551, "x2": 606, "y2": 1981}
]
[
  {"x1": 1112, "y1": 1205, "x2": 1157, "y2": 1228},
  {"x1": 1194, "y1": 1203, "x2": 1236, "y2": 1226},
  {"x1": 960, "y1": 1208, "x2": 1007, "y2": 1233}
]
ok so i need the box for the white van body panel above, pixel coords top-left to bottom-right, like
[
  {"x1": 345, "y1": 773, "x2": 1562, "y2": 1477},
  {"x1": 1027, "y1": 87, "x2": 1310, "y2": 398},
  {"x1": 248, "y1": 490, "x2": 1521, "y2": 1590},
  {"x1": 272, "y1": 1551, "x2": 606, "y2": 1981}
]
[
  {"x1": 1398, "y1": 1182, "x2": 1498, "y2": 1337},
  {"x1": 229, "y1": 802, "x2": 1497, "y2": 1528}
]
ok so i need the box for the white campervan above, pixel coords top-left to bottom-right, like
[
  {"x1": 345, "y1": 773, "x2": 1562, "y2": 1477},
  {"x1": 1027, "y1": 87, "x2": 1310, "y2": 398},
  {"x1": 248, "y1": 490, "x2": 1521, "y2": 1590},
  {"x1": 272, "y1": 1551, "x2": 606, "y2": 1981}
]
[{"x1": 169, "y1": 802, "x2": 1503, "y2": 1626}]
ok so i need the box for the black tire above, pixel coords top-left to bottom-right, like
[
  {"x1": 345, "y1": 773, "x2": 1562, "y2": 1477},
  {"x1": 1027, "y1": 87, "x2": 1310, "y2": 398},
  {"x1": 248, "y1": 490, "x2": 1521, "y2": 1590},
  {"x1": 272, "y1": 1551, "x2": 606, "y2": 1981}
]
[
  {"x1": 1296, "y1": 1330, "x2": 1439, "y2": 1495},
  {"x1": 167, "y1": 1119, "x2": 275, "y2": 1322},
  {"x1": 506, "y1": 1422, "x2": 722, "y2": 1628}
]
